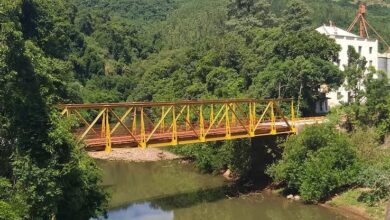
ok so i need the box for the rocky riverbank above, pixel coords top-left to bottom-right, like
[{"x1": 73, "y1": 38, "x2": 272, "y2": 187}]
[{"x1": 88, "y1": 148, "x2": 182, "y2": 162}]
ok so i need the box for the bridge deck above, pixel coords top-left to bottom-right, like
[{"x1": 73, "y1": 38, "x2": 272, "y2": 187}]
[
  {"x1": 83, "y1": 124, "x2": 292, "y2": 149},
  {"x1": 59, "y1": 99, "x2": 324, "y2": 152}
]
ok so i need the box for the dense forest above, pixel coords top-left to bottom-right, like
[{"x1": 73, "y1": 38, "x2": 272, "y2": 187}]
[{"x1": 1, "y1": 0, "x2": 390, "y2": 219}]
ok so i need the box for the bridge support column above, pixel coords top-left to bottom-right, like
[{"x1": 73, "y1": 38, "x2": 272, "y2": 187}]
[
  {"x1": 199, "y1": 105, "x2": 205, "y2": 142},
  {"x1": 186, "y1": 105, "x2": 190, "y2": 131},
  {"x1": 140, "y1": 107, "x2": 146, "y2": 148},
  {"x1": 270, "y1": 102, "x2": 277, "y2": 135},
  {"x1": 104, "y1": 108, "x2": 112, "y2": 153},
  {"x1": 291, "y1": 99, "x2": 297, "y2": 133},
  {"x1": 225, "y1": 104, "x2": 231, "y2": 139},
  {"x1": 172, "y1": 106, "x2": 178, "y2": 145},
  {"x1": 249, "y1": 102, "x2": 255, "y2": 137}
]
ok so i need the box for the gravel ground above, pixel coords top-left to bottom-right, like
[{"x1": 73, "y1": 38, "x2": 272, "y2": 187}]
[{"x1": 88, "y1": 148, "x2": 182, "y2": 162}]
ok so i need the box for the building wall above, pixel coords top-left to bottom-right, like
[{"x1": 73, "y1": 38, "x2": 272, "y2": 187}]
[
  {"x1": 378, "y1": 53, "x2": 390, "y2": 78},
  {"x1": 326, "y1": 36, "x2": 378, "y2": 107}
]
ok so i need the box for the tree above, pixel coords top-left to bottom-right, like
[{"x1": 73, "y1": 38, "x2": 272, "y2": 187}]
[
  {"x1": 226, "y1": 0, "x2": 279, "y2": 33},
  {"x1": 282, "y1": 1, "x2": 311, "y2": 32},
  {"x1": 250, "y1": 30, "x2": 342, "y2": 114},
  {"x1": 77, "y1": 13, "x2": 94, "y2": 35},
  {"x1": 343, "y1": 46, "x2": 367, "y2": 104},
  {"x1": 0, "y1": 1, "x2": 107, "y2": 219},
  {"x1": 267, "y1": 124, "x2": 359, "y2": 203}
]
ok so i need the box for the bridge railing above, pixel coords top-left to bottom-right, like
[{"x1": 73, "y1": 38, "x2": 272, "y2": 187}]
[{"x1": 59, "y1": 99, "x2": 297, "y2": 152}]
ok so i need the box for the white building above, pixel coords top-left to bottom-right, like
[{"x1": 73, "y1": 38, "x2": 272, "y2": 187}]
[
  {"x1": 378, "y1": 52, "x2": 390, "y2": 78},
  {"x1": 315, "y1": 24, "x2": 379, "y2": 109}
]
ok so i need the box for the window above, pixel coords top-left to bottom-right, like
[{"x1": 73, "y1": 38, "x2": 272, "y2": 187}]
[
  {"x1": 369, "y1": 60, "x2": 373, "y2": 66},
  {"x1": 358, "y1": 46, "x2": 362, "y2": 54},
  {"x1": 369, "y1": 47, "x2": 373, "y2": 54}
]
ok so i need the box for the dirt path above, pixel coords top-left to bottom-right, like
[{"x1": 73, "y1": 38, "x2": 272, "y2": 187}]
[{"x1": 88, "y1": 148, "x2": 182, "y2": 162}]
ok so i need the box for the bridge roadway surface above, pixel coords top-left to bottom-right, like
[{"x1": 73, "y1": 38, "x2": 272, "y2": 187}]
[{"x1": 83, "y1": 118, "x2": 324, "y2": 149}]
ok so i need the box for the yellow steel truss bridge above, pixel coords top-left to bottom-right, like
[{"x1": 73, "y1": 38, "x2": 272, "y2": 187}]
[{"x1": 59, "y1": 99, "x2": 324, "y2": 152}]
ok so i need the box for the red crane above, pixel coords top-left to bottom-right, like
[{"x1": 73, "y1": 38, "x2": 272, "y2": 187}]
[{"x1": 347, "y1": 3, "x2": 390, "y2": 52}]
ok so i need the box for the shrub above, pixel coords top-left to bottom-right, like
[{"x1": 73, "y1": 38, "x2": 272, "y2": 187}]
[
  {"x1": 349, "y1": 127, "x2": 380, "y2": 162},
  {"x1": 171, "y1": 139, "x2": 253, "y2": 177},
  {"x1": 0, "y1": 178, "x2": 26, "y2": 220},
  {"x1": 356, "y1": 153, "x2": 390, "y2": 205},
  {"x1": 267, "y1": 124, "x2": 359, "y2": 203}
]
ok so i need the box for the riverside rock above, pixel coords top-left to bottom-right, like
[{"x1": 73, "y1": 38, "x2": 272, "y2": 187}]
[{"x1": 223, "y1": 169, "x2": 233, "y2": 180}]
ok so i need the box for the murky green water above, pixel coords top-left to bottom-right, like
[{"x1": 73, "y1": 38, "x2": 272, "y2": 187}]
[{"x1": 96, "y1": 160, "x2": 361, "y2": 220}]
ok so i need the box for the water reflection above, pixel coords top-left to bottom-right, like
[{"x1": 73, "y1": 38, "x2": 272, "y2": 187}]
[
  {"x1": 104, "y1": 203, "x2": 173, "y2": 220},
  {"x1": 96, "y1": 160, "x2": 360, "y2": 220}
]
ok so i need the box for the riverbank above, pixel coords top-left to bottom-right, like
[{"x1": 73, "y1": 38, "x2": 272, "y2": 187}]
[
  {"x1": 324, "y1": 188, "x2": 387, "y2": 220},
  {"x1": 88, "y1": 148, "x2": 181, "y2": 162},
  {"x1": 270, "y1": 187, "x2": 387, "y2": 220}
]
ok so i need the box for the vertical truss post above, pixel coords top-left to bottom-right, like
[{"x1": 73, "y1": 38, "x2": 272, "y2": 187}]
[
  {"x1": 101, "y1": 109, "x2": 106, "y2": 138},
  {"x1": 186, "y1": 105, "x2": 190, "y2": 131},
  {"x1": 225, "y1": 104, "x2": 231, "y2": 139},
  {"x1": 252, "y1": 102, "x2": 256, "y2": 123},
  {"x1": 161, "y1": 106, "x2": 165, "y2": 133},
  {"x1": 291, "y1": 99, "x2": 296, "y2": 133},
  {"x1": 199, "y1": 105, "x2": 205, "y2": 141},
  {"x1": 172, "y1": 105, "x2": 178, "y2": 145},
  {"x1": 132, "y1": 107, "x2": 137, "y2": 135},
  {"x1": 104, "y1": 108, "x2": 112, "y2": 153},
  {"x1": 249, "y1": 102, "x2": 255, "y2": 136},
  {"x1": 270, "y1": 101, "x2": 277, "y2": 135},
  {"x1": 140, "y1": 107, "x2": 146, "y2": 148},
  {"x1": 210, "y1": 104, "x2": 214, "y2": 127},
  {"x1": 231, "y1": 103, "x2": 236, "y2": 127}
]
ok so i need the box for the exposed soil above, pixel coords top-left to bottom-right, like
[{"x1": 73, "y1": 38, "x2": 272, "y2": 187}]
[
  {"x1": 320, "y1": 203, "x2": 372, "y2": 220},
  {"x1": 88, "y1": 148, "x2": 182, "y2": 162}
]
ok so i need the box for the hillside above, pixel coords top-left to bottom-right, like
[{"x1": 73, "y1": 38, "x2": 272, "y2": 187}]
[
  {"x1": 67, "y1": 0, "x2": 390, "y2": 104},
  {"x1": 72, "y1": 0, "x2": 390, "y2": 74}
]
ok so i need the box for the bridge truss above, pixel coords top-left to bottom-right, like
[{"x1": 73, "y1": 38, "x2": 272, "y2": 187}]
[{"x1": 59, "y1": 99, "x2": 299, "y2": 152}]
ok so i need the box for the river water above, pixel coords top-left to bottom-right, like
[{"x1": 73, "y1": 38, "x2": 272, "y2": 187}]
[{"x1": 96, "y1": 160, "x2": 361, "y2": 220}]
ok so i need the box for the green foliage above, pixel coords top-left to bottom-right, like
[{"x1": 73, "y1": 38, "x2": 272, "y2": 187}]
[
  {"x1": 73, "y1": 0, "x2": 177, "y2": 22},
  {"x1": 356, "y1": 157, "x2": 390, "y2": 206},
  {"x1": 171, "y1": 139, "x2": 252, "y2": 178},
  {"x1": 0, "y1": 1, "x2": 107, "y2": 219},
  {"x1": 267, "y1": 124, "x2": 359, "y2": 203},
  {"x1": 226, "y1": 0, "x2": 279, "y2": 33},
  {"x1": 350, "y1": 131, "x2": 390, "y2": 206},
  {"x1": 282, "y1": 1, "x2": 311, "y2": 32},
  {"x1": 0, "y1": 178, "x2": 26, "y2": 220},
  {"x1": 343, "y1": 46, "x2": 368, "y2": 104},
  {"x1": 250, "y1": 30, "x2": 342, "y2": 113}
]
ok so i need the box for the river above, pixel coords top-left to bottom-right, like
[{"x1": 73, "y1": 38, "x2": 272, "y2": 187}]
[{"x1": 95, "y1": 160, "x2": 362, "y2": 220}]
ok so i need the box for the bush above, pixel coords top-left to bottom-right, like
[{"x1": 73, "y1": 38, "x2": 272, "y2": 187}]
[
  {"x1": 267, "y1": 124, "x2": 359, "y2": 203},
  {"x1": 0, "y1": 201, "x2": 20, "y2": 220},
  {"x1": 0, "y1": 178, "x2": 26, "y2": 220},
  {"x1": 356, "y1": 153, "x2": 390, "y2": 205},
  {"x1": 171, "y1": 139, "x2": 253, "y2": 177}
]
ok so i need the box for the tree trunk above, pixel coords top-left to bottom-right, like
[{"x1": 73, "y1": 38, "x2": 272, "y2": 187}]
[{"x1": 297, "y1": 83, "x2": 303, "y2": 116}]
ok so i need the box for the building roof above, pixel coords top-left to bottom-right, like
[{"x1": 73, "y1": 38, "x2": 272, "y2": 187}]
[{"x1": 316, "y1": 25, "x2": 360, "y2": 38}]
